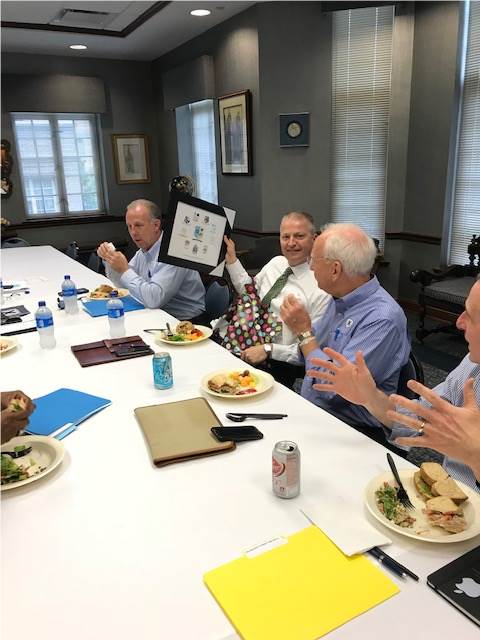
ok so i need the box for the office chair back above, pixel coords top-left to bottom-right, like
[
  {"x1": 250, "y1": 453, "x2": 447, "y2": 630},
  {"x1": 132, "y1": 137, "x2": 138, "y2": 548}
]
[
  {"x1": 205, "y1": 281, "x2": 231, "y2": 322},
  {"x1": 65, "y1": 241, "x2": 79, "y2": 260},
  {"x1": 2, "y1": 237, "x2": 30, "y2": 248},
  {"x1": 397, "y1": 351, "x2": 425, "y2": 399},
  {"x1": 87, "y1": 252, "x2": 103, "y2": 274}
]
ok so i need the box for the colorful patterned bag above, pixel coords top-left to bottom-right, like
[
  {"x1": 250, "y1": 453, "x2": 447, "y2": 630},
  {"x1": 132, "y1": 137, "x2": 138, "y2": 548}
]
[{"x1": 221, "y1": 282, "x2": 282, "y2": 355}]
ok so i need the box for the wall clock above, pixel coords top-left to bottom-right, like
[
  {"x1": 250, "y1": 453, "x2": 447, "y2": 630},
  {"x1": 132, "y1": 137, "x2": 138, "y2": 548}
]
[{"x1": 279, "y1": 113, "x2": 309, "y2": 147}]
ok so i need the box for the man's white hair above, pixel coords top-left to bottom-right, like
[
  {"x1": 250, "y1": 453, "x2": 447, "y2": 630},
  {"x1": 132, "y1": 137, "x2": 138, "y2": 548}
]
[{"x1": 320, "y1": 223, "x2": 377, "y2": 277}]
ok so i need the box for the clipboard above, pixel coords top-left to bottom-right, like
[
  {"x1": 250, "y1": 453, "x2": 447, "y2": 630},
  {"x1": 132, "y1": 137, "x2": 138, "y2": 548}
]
[
  {"x1": 158, "y1": 191, "x2": 236, "y2": 276},
  {"x1": 204, "y1": 525, "x2": 399, "y2": 640}
]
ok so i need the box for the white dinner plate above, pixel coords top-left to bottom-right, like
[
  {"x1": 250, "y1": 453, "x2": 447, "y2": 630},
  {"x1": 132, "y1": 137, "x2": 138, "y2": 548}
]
[
  {"x1": 85, "y1": 287, "x2": 129, "y2": 300},
  {"x1": 0, "y1": 336, "x2": 18, "y2": 355},
  {"x1": 201, "y1": 368, "x2": 274, "y2": 399},
  {"x1": 365, "y1": 469, "x2": 480, "y2": 543},
  {"x1": 1, "y1": 435, "x2": 64, "y2": 491},
  {"x1": 155, "y1": 325, "x2": 213, "y2": 346}
]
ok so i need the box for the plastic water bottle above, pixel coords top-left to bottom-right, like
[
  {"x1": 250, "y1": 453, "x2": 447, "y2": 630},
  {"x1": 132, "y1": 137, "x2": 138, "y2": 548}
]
[
  {"x1": 107, "y1": 291, "x2": 125, "y2": 338},
  {"x1": 35, "y1": 301, "x2": 56, "y2": 349},
  {"x1": 61, "y1": 275, "x2": 78, "y2": 314}
]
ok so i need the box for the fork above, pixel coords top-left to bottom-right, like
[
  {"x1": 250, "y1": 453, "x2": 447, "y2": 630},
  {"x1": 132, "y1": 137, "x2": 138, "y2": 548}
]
[{"x1": 386, "y1": 453, "x2": 414, "y2": 510}]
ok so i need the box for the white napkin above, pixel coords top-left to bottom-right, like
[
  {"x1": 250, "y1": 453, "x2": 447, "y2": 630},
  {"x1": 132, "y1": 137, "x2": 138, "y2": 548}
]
[{"x1": 298, "y1": 498, "x2": 391, "y2": 556}]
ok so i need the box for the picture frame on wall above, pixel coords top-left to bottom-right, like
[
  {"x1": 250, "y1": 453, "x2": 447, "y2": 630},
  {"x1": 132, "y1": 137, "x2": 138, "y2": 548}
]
[
  {"x1": 112, "y1": 134, "x2": 151, "y2": 184},
  {"x1": 218, "y1": 90, "x2": 252, "y2": 175}
]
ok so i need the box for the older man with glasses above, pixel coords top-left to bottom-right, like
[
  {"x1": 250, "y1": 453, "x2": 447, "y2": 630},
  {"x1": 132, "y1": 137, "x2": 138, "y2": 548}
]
[{"x1": 281, "y1": 222, "x2": 410, "y2": 433}]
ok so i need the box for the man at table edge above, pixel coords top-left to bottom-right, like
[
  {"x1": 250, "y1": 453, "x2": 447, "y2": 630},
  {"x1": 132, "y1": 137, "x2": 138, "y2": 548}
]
[
  {"x1": 280, "y1": 222, "x2": 410, "y2": 431},
  {"x1": 97, "y1": 199, "x2": 206, "y2": 323},
  {"x1": 307, "y1": 278, "x2": 480, "y2": 491},
  {"x1": 222, "y1": 211, "x2": 331, "y2": 386}
]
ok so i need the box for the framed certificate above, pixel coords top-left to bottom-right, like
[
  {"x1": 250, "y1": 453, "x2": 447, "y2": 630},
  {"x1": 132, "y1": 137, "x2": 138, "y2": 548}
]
[{"x1": 158, "y1": 192, "x2": 236, "y2": 276}]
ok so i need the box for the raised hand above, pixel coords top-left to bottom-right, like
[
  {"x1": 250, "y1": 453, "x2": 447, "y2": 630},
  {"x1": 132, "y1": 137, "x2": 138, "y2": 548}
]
[
  {"x1": 224, "y1": 235, "x2": 237, "y2": 265},
  {"x1": 308, "y1": 347, "x2": 377, "y2": 406},
  {"x1": 390, "y1": 378, "x2": 480, "y2": 477}
]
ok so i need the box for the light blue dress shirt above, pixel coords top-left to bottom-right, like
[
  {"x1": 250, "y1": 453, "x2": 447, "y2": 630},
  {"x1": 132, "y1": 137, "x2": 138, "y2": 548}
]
[
  {"x1": 301, "y1": 276, "x2": 410, "y2": 427},
  {"x1": 105, "y1": 237, "x2": 205, "y2": 320},
  {"x1": 388, "y1": 354, "x2": 480, "y2": 491}
]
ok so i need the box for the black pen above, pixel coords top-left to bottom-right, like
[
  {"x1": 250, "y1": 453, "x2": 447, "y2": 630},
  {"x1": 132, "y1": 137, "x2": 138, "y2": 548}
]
[{"x1": 367, "y1": 546, "x2": 419, "y2": 581}]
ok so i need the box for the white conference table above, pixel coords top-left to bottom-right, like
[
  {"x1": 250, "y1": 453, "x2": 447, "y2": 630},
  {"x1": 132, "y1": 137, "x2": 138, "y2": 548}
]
[{"x1": 1, "y1": 246, "x2": 479, "y2": 640}]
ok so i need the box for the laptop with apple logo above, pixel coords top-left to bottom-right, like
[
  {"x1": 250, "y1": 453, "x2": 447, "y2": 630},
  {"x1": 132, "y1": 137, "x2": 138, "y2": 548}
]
[{"x1": 427, "y1": 546, "x2": 480, "y2": 627}]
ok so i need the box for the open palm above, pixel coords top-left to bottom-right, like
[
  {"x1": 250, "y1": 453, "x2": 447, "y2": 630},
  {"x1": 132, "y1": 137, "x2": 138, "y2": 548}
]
[{"x1": 308, "y1": 347, "x2": 377, "y2": 406}]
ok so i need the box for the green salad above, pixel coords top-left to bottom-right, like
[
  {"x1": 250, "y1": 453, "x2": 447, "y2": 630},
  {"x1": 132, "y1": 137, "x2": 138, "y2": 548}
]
[{"x1": 1, "y1": 453, "x2": 45, "y2": 486}]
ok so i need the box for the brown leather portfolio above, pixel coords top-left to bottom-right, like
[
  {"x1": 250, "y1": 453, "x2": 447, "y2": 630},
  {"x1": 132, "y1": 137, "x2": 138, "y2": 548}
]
[
  {"x1": 71, "y1": 335, "x2": 154, "y2": 367},
  {"x1": 134, "y1": 397, "x2": 235, "y2": 466}
]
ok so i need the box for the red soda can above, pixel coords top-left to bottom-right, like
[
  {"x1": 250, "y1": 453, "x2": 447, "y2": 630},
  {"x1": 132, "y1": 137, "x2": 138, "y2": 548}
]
[{"x1": 272, "y1": 440, "x2": 300, "y2": 498}]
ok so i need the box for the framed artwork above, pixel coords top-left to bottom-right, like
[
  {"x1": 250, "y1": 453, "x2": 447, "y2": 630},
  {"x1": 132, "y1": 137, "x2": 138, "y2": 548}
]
[
  {"x1": 112, "y1": 134, "x2": 151, "y2": 184},
  {"x1": 158, "y1": 191, "x2": 236, "y2": 276},
  {"x1": 218, "y1": 90, "x2": 252, "y2": 175},
  {"x1": 279, "y1": 113, "x2": 310, "y2": 147}
]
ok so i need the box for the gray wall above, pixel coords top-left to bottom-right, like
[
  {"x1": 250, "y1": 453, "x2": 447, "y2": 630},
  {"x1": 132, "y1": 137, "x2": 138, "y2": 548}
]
[
  {"x1": 256, "y1": 2, "x2": 331, "y2": 230},
  {"x1": 1, "y1": 52, "x2": 162, "y2": 249},
  {"x1": 153, "y1": 6, "x2": 261, "y2": 228},
  {"x1": 398, "y1": 0, "x2": 461, "y2": 301}
]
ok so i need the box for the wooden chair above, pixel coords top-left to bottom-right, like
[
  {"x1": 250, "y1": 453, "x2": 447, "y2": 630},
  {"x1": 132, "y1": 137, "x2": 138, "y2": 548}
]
[{"x1": 410, "y1": 234, "x2": 480, "y2": 342}]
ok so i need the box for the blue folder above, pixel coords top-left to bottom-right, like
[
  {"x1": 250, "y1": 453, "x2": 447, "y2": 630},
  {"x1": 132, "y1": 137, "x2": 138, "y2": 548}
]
[
  {"x1": 26, "y1": 388, "x2": 112, "y2": 437},
  {"x1": 81, "y1": 295, "x2": 144, "y2": 317}
]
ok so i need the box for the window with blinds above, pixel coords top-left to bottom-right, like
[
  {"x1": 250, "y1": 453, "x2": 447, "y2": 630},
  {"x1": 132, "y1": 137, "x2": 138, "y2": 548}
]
[
  {"x1": 175, "y1": 99, "x2": 218, "y2": 204},
  {"x1": 448, "y1": 1, "x2": 480, "y2": 266},
  {"x1": 330, "y1": 6, "x2": 394, "y2": 249},
  {"x1": 11, "y1": 112, "x2": 104, "y2": 218}
]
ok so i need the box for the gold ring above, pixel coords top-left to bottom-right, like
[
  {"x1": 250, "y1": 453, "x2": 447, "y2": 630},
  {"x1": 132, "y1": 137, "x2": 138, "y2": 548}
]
[{"x1": 418, "y1": 419, "x2": 426, "y2": 435}]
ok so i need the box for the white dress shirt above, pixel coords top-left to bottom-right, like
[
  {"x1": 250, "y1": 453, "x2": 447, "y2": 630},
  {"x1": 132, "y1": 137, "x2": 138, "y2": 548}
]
[{"x1": 226, "y1": 255, "x2": 331, "y2": 364}]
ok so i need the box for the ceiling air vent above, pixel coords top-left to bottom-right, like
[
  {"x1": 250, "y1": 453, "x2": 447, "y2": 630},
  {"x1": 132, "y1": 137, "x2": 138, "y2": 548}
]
[{"x1": 50, "y1": 8, "x2": 116, "y2": 29}]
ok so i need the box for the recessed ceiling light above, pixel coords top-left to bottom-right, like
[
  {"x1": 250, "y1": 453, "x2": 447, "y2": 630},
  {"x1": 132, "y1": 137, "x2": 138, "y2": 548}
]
[
  {"x1": 69, "y1": 44, "x2": 87, "y2": 50},
  {"x1": 190, "y1": 9, "x2": 211, "y2": 17}
]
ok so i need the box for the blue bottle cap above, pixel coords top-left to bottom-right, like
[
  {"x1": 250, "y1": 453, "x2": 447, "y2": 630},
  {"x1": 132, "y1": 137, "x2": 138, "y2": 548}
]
[
  {"x1": 38, "y1": 300, "x2": 46, "y2": 307},
  {"x1": 109, "y1": 291, "x2": 119, "y2": 297},
  {"x1": 64, "y1": 275, "x2": 70, "y2": 279}
]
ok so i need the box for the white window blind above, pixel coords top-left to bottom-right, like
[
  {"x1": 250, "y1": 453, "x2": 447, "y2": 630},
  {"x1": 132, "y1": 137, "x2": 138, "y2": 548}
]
[
  {"x1": 176, "y1": 99, "x2": 218, "y2": 204},
  {"x1": 11, "y1": 112, "x2": 104, "y2": 218},
  {"x1": 448, "y1": 1, "x2": 480, "y2": 266},
  {"x1": 331, "y1": 6, "x2": 394, "y2": 249}
]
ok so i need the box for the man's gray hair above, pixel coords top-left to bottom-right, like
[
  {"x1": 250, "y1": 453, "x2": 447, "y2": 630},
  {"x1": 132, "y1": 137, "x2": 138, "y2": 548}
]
[
  {"x1": 281, "y1": 211, "x2": 316, "y2": 235},
  {"x1": 320, "y1": 223, "x2": 377, "y2": 277},
  {"x1": 126, "y1": 199, "x2": 162, "y2": 221}
]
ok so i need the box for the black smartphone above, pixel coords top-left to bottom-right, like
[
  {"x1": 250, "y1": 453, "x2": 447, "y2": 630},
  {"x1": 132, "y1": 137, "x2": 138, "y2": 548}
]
[
  {"x1": 211, "y1": 426, "x2": 263, "y2": 442},
  {"x1": 115, "y1": 345, "x2": 151, "y2": 356}
]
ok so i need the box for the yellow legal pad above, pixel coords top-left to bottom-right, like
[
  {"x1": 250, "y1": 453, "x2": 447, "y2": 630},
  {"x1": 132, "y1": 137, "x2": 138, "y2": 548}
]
[{"x1": 204, "y1": 525, "x2": 399, "y2": 640}]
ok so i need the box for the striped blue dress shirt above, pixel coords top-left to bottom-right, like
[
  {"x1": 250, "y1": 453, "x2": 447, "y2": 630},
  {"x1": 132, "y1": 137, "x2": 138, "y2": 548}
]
[
  {"x1": 389, "y1": 354, "x2": 480, "y2": 492},
  {"x1": 105, "y1": 236, "x2": 205, "y2": 320},
  {"x1": 301, "y1": 277, "x2": 410, "y2": 427}
]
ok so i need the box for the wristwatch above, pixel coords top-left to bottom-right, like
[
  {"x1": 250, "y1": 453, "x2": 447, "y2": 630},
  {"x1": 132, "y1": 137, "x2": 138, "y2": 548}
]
[
  {"x1": 297, "y1": 330, "x2": 314, "y2": 344},
  {"x1": 263, "y1": 344, "x2": 273, "y2": 358}
]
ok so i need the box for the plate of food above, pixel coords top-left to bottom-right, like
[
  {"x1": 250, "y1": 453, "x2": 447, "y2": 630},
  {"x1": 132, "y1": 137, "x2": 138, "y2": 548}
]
[
  {"x1": 365, "y1": 462, "x2": 480, "y2": 543},
  {"x1": 86, "y1": 285, "x2": 129, "y2": 300},
  {"x1": 201, "y1": 368, "x2": 274, "y2": 399},
  {"x1": 155, "y1": 321, "x2": 213, "y2": 345},
  {"x1": 0, "y1": 336, "x2": 18, "y2": 356},
  {"x1": 1, "y1": 435, "x2": 64, "y2": 491}
]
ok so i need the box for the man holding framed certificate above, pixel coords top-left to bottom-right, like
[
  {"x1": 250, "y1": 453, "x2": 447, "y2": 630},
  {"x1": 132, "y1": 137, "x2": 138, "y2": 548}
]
[{"x1": 97, "y1": 199, "x2": 206, "y2": 322}]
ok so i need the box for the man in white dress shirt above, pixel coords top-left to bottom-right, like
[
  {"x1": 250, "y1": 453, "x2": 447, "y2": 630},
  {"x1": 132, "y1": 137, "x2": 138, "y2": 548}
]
[
  {"x1": 97, "y1": 199, "x2": 206, "y2": 321},
  {"x1": 223, "y1": 211, "x2": 331, "y2": 385}
]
